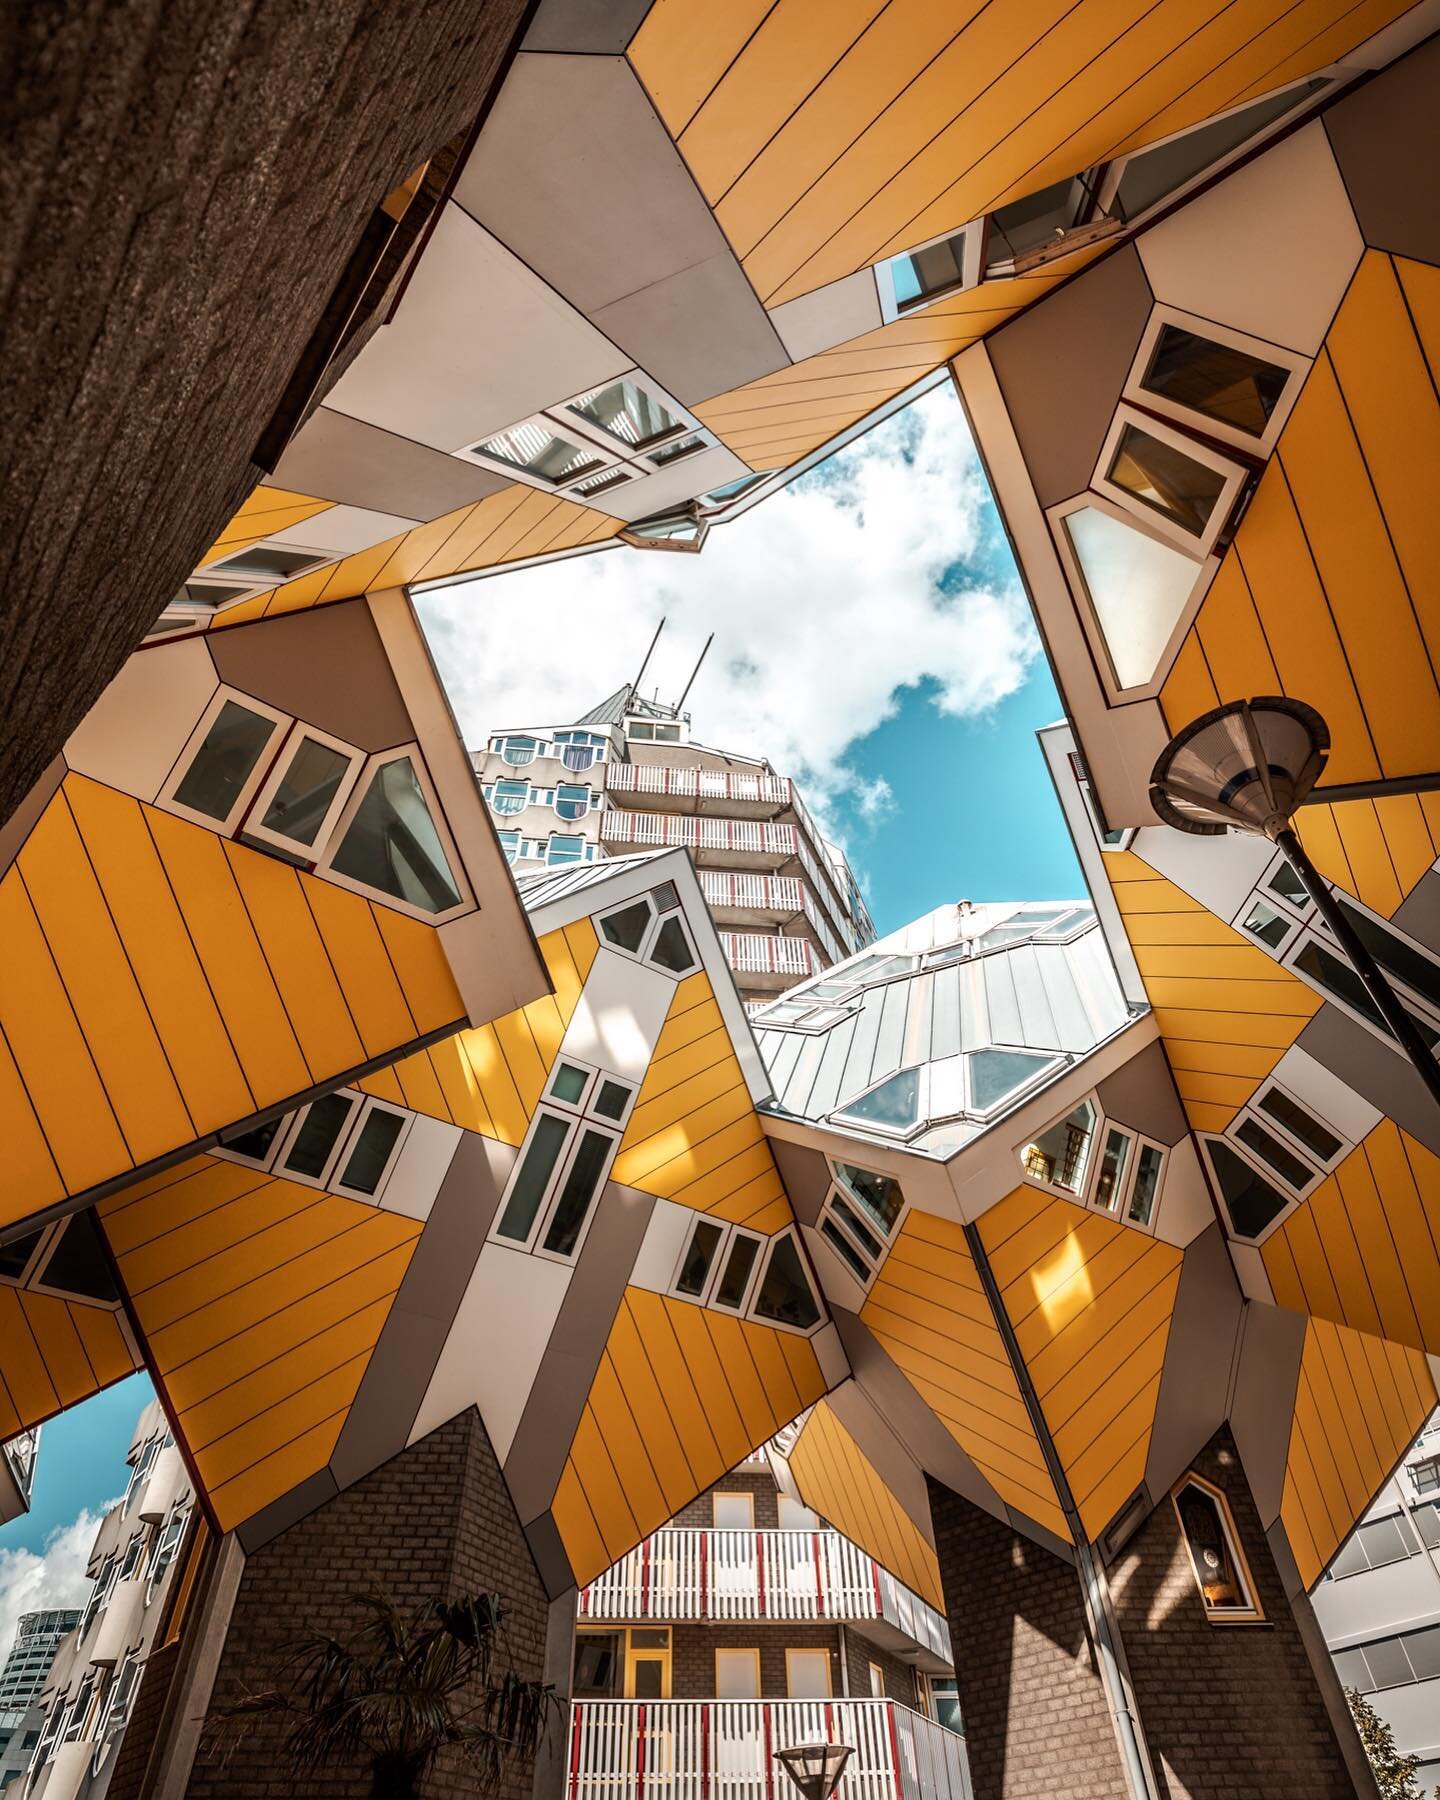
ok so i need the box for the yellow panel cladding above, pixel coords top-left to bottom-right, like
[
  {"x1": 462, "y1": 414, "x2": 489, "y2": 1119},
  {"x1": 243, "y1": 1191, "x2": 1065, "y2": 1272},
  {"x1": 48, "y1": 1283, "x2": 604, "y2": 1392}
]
[
  {"x1": 1263, "y1": 1121, "x2": 1440, "y2": 1356},
  {"x1": 859, "y1": 1206, "x2": 1069, "y2": 1545},
  {"x1": 1103, "y1": 847, "x2": 1320, "y2": 1134},
  {"x1": 99, "y1": 1159, "x2": 422, "y2": 1533},
  {"x1": 197, "y1": 485, "x2": 335, "y2": 566},
  {"x1": 1163, "y1": 252, "x2": 1440, "y2": 790},
  {"x1": 629, "y1": 0, "x2": 1411, "y2": 306},
  {"x1": 1280, "y1": 1316, "x2": 1437, "y2": 1590},
  {"x1": 550, "y1": 1287, "x2": 826, "y2": 1588},
  {"x1": 0, "y1": 1286, "x2": 139, "y2": 1441},
  {"x1": 356, "y1": 920, "x2": 598, "y2": 1142},
  {"x1": 978, "y1": 1186, "x2": 1182, "y2": 1544},
  {"x1": 787, "y1": 1398, "x2": 945, "y2": 1611},
  {"x1": 609, "y1": 971, "x2": 791, "y2": 1223},
  {"x1": 0, "y1": 777, "x2": 466, "y2": 1230}
]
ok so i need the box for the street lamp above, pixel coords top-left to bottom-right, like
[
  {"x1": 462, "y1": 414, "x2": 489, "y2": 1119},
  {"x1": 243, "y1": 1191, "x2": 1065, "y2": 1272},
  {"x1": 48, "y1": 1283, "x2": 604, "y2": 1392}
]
[
  {"x1": 1149, "y1": 696, "x2": 1440, "y2": 1111},
  {"x1": 774, "y1": 1742, "x2": 853, "y2": 1800}
]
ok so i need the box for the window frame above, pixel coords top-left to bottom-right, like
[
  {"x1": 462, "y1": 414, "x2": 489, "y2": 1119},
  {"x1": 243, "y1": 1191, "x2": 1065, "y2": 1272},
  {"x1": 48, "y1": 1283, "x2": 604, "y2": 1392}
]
[
  {"x1": 1091, "y1": 403, "x2": 1249, "y2": 559},
  {"x1": 714, "y1": 1646, "x2": 762, "y2": 1701},
  {"x1": 1018, "y1": 1092, "x2": 1165, "y2": 1235},
  {"x1": 1171, "y1": 1472, "x2": 1266, "y2": 1625},
  {"x1": 240, "y1": 721, "x2": 367, "y2": 861},
  {"x1": 314, "y1": 741, "x2": 473, "y2": 924},
  {"x1": 712, "y1": 1490, "x2": 756, "y2": 1531},
  {"x1": 204, "y1": 542, "x2": 339, "y2": 587},
  {"x1": 784, "y1": 1645, "x2": 834, "y2": 1699},
  {"x1": 1047, "y1": 490, "x2": 1218, "y2": 702},
  {"x1": 488, "y1": 1068, "x2": 637, "y2": 1264},
  {"x1": 816, "y1": 1161, "x2": 908, "y2": 1292},
  {"x1": 1121, "y1": 305, "x2": 1309, "y2": 457},
  {"x1": 158, "y1": 686, "x2": 291, "y2": 834},
  {"x1": 747, "y1": 1226, "x2": 826, "y2": 1336},
  {"x1": 830, "y1": 1064, "x2": 928, "y2": 1141},
  {"x1": 669, "y1": 1216, "x2": 767, "y2": 1312},
  {"x1": 595, "y1": 887, "x2": 700, "y2": 978},
  {"x1": 875, "y1": 220, "x2": 983, "y2": 322},
  {"x1": 489, "y1": 778, "x2": 531, "y2": 815},
  {"x1": 215, "y1": 1090, "x2": 413, "y2": 1202},
  {"x1": 145, "y1": 1511, "x2": 188, "y2": 1602},
  {"x1": 559, "y1": 372, "x2": 712, "y2": 471},
  {"x1": 455, "y1": 412, "x2": 628, "y2": 493}
]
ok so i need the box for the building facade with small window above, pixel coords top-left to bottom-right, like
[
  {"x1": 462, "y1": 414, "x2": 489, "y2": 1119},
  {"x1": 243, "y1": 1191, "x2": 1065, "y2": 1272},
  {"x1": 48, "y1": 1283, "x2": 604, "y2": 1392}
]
[
  {"x1": 22, "y1": 1402, "x2": 194, "y2": 1800},
  {"x1": 0, "y1": 1611, "x2": 80, "y2": 1794},
  {"x1": 472, "y1": 683, "x2": 875, "y2": 1009}
]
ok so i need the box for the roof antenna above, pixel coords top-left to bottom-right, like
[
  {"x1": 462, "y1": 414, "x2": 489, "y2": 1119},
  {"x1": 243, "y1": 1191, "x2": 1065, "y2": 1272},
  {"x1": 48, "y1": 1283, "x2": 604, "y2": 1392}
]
[
  {"x1": 630, "y1": 618, "x2": 665, "y2": 703},
  {"x1": 675, "y1": 633, "x2": 713, "y2": 713}
]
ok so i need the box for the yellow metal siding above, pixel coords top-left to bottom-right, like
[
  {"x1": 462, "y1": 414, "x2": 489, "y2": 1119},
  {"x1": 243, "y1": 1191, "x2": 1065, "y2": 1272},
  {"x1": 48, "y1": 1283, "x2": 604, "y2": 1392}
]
[
  {"x1": 0, "y1": 1286, "x2": 139, "y2": 1441},
  {"x1": 198, "y1": 486, "x2": 334, "y2": 567}
]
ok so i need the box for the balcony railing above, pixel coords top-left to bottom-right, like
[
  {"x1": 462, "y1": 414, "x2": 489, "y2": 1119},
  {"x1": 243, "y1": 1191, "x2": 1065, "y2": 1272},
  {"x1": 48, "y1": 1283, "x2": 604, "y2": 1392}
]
[
  {"x1": 601, "y1": 813, "x2": 798, "y2": 861},
  {"x1": 608, "y1": 765, "x2": 793, "y2": 809},
  {"x1": 700, "y1": 872, "x2": 804, "y2": 915},
  {"x1": 578, "y1": 1529, "x2": 949, "y2": 1662},
  {"x1": 568, "y1": 1700, "x2": 971, "y2": 1800},
  {"x1": 719, "y1": 935, "x2": 816, "y2": 981}
]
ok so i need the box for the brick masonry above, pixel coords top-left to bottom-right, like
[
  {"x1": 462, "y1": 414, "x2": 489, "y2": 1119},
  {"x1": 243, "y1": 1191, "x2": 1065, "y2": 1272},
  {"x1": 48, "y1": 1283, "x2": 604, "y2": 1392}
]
[
  {"x1": 1112, "y1": 1427, "x2": 1360, "y2": 1799},
  {"x1": 671, "y1": 1472, "x2": 781, "y2": 1530},
  {"x1": 927, "y1": 1478, "x2": 1130, "y2": 1800},
  {"x1": 187, "y1": 1408, "x2": 551, "y2": 1799},
  {"x1": 0, "y1": 0, "x2": 530, "y2": 830}
]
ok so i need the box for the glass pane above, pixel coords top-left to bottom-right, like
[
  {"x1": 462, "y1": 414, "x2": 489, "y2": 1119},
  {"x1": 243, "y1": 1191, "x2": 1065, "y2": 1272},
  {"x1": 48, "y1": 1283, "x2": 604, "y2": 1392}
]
[
  {"x1": 821, "y1": 1217, "x2": 873, "y2": 1282},
  {"x1": 1404, "y1": 1625, "x2": 1440, "y2": 1681},
  {"x1": 173, "y1": 700, "x2": 277, "y2": 821},
  {"x1": 892, "y1": 231, "x2": 968, "y2": 307},
  {"x1": 555, "y1": 785, "x2": 589, "y2": 821},
  {"x1": 1207, "y1": 1138, "x2": 1289, "y2": 1239},
  {"x1": 1357, "y1": 1516, "x2": 1410, "y2": 1569},
  {"x1": 216, "y1": 545, "x2": 322, "y2": 581},
  {"x1": 676, "y1": 1220, "x2": 724, "y2": 1297},
  {"x1": 259, "y1": 735, "x2": 352, "y2": 846},
  {"x1": 649, "y1": 432, "x2": 706, "y2": 467},
  {"x1": 1294, "y1": 941, "x2": 1440, "y2": 1048},
  {"x1": 1328, "y1": 1535, "x2": 1371, "y2": 1580},
  {"x1": 1257, "y1": 1088, "x2": 1340, "y2": 1163},
  {"x1": 1176, "y1": 1483, "x2": 1252, "y2": 1614},
  {"x1": 970, "y1": 1048, "x2": 1052, "y2": 1111},
  {"x1": 650, "y1": 916, "x2": 696, "y2": 973},
  {"x1": 339, "y1": 1108, "x2": 406, "y2": 1195},
  {"x1": 1129, "y1": 1143, "x2": 1164, "y2": 1226},
  {"x1": 568, "y1": 379, "x2": 684, "y2": 450},
  {"x1": 1022, "y1": 1101, "x2": 1096, "y2": 1195},
  {"x1": 1140, "y1": 325, "x2": 1288, "y2": 438},
  {"x1": 1267, "y1": 861, "x2": 1310, "y2": 909},
  {"x1": 602, "y1": 900, "x2": 651, "y2": 952},
  {"x1": 550, "y1": 1063, "x2": 589, "y2": 1105},
  {"x1": 283, "y1": 1093, "x2": 356, "y2": 1180},
  {"x1": 593, "y1": 1080, "x2": 631, "y2": 1122},
  {"x1": 35, "y1": 1211, "x2": 119, "y2": 1304},
  {"x1": 502, "y1": 738, "x2": 538, "y2": 766},
  {"x1": 1063, "y1": 505, "x2": 1200, "y2": 688},
  {"x1": 714, "y1": 1235, "x2": 760, "y2": 1309},
  {"x1": 839, "y1": 1068, "x2": 920, "y2": 1131},
  {"x1": 1235, "y1": 1118, "x2": 1312, "y2": 1191},
  {"x1": 562, "y1": 746, "x2": 595, "y2": 771},
  {"x1": 1241, "y1": 900, "x2": 1291, "y2": 950},
  {"x1": 1093, "y1": 1127, "x2": 1132, "y2": 1211},
  {"x1": 1364, "y1": 1636, "x2": 1416, "y2": 1690},
  {"x1": 1416, "y1": 1504, "x2": 1440, "y2": 1549},
  {"x1": 631, "y1": 1658, "x2": 665, "y2": 1700},
  {"x1": 753, "y1": 1236, "x2": 821, "y2": 1330},
  {"x1": 829, "y1": 1195, "x2": 882, "y2": 1261},
  {"x1": 493, "y1": 781, "x2": 528, "y2": 814},
  {"x1": 986, "y1": 176, "x2": 1086, "y2": 265},
  {"x1": 573, "y1": 1633, "x2": 623, "y2": 1698},
  {"x1": 834, "y1": 1165, "x2": 904, "y2": 1236},
  {"x1": 542, "y1": 1127, "x2": 612, "y2": 1256},
  {"x1": 497, "y1": 1115, "x2": 571, "y2": 1241},
  {"x1": 0, "y1": 1227, "x2": 44, "y2": 1281},
  {"x1": 330, "y1": 758, "x2": 462, "y2": 914},
  {"x1": 1331, "y1": 1646, "x2": 1373, "y2": 1694},
  {"x1": 547, "y1": 835, "x2": 584, "y2": 865},
  {"x1": 1107, "y1": 422, "x2": 1227, "y2": 537},
  {"x1": 474, "y1": 421, "x2": 603, "y2": 483},
  {"x1": 1337, "y1": 899, "x2": 1440, "y2": 1012}
]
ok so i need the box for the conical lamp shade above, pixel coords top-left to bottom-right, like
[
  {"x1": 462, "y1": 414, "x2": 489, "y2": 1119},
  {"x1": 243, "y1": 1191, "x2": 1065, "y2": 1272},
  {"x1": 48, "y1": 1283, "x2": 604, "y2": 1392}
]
[
  {"x1": 775, "y1": 1742, "x2": 853, "y2": 1800},
  {"x1": 1149, "y1": 697, "x2": 1328, "y2": 838}
]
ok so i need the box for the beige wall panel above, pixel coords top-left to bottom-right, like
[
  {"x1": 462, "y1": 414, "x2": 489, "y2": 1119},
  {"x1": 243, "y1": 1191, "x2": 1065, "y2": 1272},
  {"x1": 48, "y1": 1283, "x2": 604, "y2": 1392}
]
[
  {"x1": 269, "y1": 405, "x2": 512, "y2": 521},
  {"x1": 263, "y1": 505, "x2": 423, "y2": 555},
  {"x1": 1136, "y1": 122, "x2": 1363, "y2": 355},
  {"x1": 64, "y1": 637, "x2": 217, "y2": 802},
  {"x1": 584, "y1": 443, "x2": 752, "y2": 521},
  {"x1": 769, "y1": 270, "x2": 884, "y2": 364},
  {"x1": 561, "y1": 946, "x2": 675, "y2": 1081},
  {"x1": 379, "y1": 1115, "x2": 464, "y2": 1223},
  {"x1": 628, "y1": 1196, "x2": 700, "y2": 1295}
]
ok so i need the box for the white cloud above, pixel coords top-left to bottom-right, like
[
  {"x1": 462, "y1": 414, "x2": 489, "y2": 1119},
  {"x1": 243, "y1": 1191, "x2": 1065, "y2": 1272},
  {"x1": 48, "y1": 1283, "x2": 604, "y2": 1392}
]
[
  {"x1": 0, "y1": 1506, "x2": 111, "y2": 1668},
  {"x1": 853, "y1": 775, "x2": 895, "y2": 824},
  {"x1": 417, "y1": 386, "x2": 1037, "y2": 836}
]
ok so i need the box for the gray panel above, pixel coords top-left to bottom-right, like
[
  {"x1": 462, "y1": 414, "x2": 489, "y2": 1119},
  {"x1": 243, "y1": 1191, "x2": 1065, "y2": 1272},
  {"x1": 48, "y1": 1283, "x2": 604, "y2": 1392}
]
[
  {"x1": 807, "y1": 1019, "x2": 861, "y2": 1118},
  {"x1": 903, "y1": 974, "x2": 933, "y2": 1068},
  {"x1": 769, "y1": 269, "x2": 883, "y2": 363},
  {"x1": 771, "y1": 1137, "x2": 835, "y2": 1230},
  {"x1": 1096, "y1": 1039, "x2": 1189, "y2": 1146},
  {"x1": 838, "y1": 989, "x2": 886, "y2": 1107},
  {"x1": 523, "y1": 0, "x2": 654, "y2": 53},
  {"x1": 1008, "y1": 948, "x2": 1059, "y2": 1048},
  {"x1": 764, "y1": 1031, "x2": 805, "y2": 1096},
  {"x1": 982, "y1": 956, "x2": 1022, "y2": 1048},
  {"x1": 504, "y1": 1178, "x2": 656, "y2": 1524},
  {"x1": 987, "y1": 243, "x2": 1154, "y2": 508},
  {"x1": 1394, "y1": 866, "x2": 1440, "y2": 955},
  {"x1": 1142, "y1": 1224, "x2": 1243, "y2": 1502},
  {"x1": 210, "y1": 599, "x2": 414, "y2": 752},
  {"x1": 270, "y1": 404, "x2": 511, "y2": 519},
  {"x1": 1321, "y1": 36, "x2": 1440, "y2": 267},
  {"x1": 1034, "y1": 949, "x2": 1091, "y2": 1052},
  {"x1": 526, "y1": 1510, "x2": 579, "y2": 1600},
  {"x1": 235, "y1": 1469, "x2": 339, "y2": 1554},
  {"x1": 870, "y1": 981, "x2": 910, "y2": 1083},
  {"x1": 929, "y1": 966, "x2": 962, "y2": 1061},
  {"x1": 456, "y1": 54, "x2": 788, "y2": 406},
  {"x1": 1228, "y1": 1300, "x2": 1307, "y2": 1529},
  {"x1": 1296, "y1": 1003, "x2": 1440, "y2": 1158},
  {"x1": 785, "y1": 1033, "x2": 830, "y2": 1117}
]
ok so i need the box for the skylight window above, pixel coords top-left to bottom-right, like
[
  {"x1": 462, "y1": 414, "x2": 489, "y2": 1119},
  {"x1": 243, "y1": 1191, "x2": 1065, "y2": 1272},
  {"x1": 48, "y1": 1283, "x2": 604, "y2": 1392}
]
[
  {"x1": 471, "y1": 420, "x2": 605, "y2": 485},
  {"x1": 969, "y1": 1049, "x2": 1057, "y2": 1112},
  {"x1": 879, "y1": 226, "x2": 980, "y2": 318},
  {"x1": 567, "y1": 378, "x2": 686, "y2": 451},
  {"x1": 1059, "y1": 502, "x2": 1207, "y2": 691},
  {"x1": 835, "y1": 1067, "x2": 921, "y2": 1134}
]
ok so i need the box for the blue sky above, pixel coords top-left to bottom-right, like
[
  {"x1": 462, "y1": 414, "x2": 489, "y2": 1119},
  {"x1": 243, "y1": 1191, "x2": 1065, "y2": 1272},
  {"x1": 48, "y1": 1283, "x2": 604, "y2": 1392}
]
[{"x1": 2, "y1": 382, "x2": 1086, "y2": 1627}]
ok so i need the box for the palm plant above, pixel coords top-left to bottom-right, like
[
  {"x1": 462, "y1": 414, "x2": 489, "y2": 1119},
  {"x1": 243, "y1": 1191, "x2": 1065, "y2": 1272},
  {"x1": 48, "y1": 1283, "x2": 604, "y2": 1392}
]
[{"x1": 207, "y1": 1589, "x2": 555, "y2": 1799}]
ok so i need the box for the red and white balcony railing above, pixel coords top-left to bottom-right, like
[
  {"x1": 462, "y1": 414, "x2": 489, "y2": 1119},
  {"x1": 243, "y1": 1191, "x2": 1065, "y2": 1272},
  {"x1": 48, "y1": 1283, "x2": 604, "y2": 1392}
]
[
  {"x1": 600, "y1": 813, "x2": 798, "y2": 859},
  {"x1": 577, "y1": 1529, "x2": 949, "y2": 1662},
  {"x1": 719, "y1": 935, "x2": 817, "y2": 981},
  {"x1": 699, "y1": 874, "x2": 844, "y2": 970},
  {"x1": 607, "y1": 765, "x2": 794, "y2": 809},
  {"x1": 567, "y1": 1700, "x2": 971, "y2": 1800}
]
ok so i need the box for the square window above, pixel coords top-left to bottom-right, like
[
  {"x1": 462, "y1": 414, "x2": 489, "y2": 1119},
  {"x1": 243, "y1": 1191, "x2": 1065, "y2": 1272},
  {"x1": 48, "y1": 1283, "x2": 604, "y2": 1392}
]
[
  {"x1": 469, "y1": 419, "x2": 606, "y2": 487},
  {"x1": 1138, "y1": 323, "x2": 1291, "y2": 441},
  {"x1": 713, "y1": 1492, "x2": 754, "y2": 1530},
  {"x1": 334, "y1": 1104, "x2": 408, "y2": 1199},
  {"x1": 550, "y1": 1063, "x2": 590, "y2": 1106},
  {"x1": 885, "y1": 228, "x2": 977, "y2": 313},
  {"x1": 1106, "y1": 420, "x2": 1228, "y2": 539},
  {"x1": 566, "y1": 378, "x2": 688, "y2": 452},
  {"x1": 246, "y1": 726, "x2": 363, "y2": 858},
  {"x1": 168, "y1": 696, "x2": 285, "y2": 828},
  {"x1": 1023, "y1": 1100, "x2": 1097, "y2": 1196},
  {"x1": 593, "y1": 1079, "x2": 632, "y2": 1122}
]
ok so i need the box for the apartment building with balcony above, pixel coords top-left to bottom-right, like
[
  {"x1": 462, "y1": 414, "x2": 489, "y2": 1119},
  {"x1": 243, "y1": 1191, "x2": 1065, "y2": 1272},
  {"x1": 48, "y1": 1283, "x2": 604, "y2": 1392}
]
[
  {"x1": 0, "y1": 1612, "x2": 80, "y2": 1794},
  {"x1": 21, "y1": 1402, "x2": 195, "y2": 1800},
  {"x1": 1313, "y1": 1409, "x2": 1440, "y2": 1790},
  {"x1": 474, "y1": 685, "x2": 875, "y2": 1008},
  {"x1": 567, "y1": 1448, "x2": 971, "y2": 1800}
]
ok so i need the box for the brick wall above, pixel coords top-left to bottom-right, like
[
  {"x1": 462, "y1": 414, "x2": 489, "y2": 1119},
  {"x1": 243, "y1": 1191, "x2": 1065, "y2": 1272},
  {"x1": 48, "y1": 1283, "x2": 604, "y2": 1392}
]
[
  {"x1": 0, "y1": 0, "x2": 530, "y2": 830},
  {"x1": 1112, "y1": 1427, "x2": 1358, "y2": 1799},
  {"x1": 839, "y1": 1626, "x2": 922, "y2": 1707},
  {"x1": 670, "y1": 1472, "x2": 781, "y2": 1530},
  {"x1": 189, "y1": 1409, "x2": 550, "y2": 1799},
  {"x1": 927, "y1": 1478, "x2": 1129, "y2": 1800},
  {"x1": 671, "y1": 1622, "x2": 844, "y2": 1699}
]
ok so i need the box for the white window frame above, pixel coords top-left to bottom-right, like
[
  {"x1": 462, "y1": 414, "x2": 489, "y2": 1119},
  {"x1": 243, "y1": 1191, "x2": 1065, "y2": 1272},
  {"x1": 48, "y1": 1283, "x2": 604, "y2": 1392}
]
[
  {"x1": 816, "y1": 1159, "x2": 909, "y2": 1291},
  {"x1": 830, "y1": 1065, "x2": 928, "y2": 1141},
  {"x1": 1047, "y1": 489, "x2": 1218, "y2": 702},
  {"x1": 1091, "y1": 403, "x2": 1249, "y2": 559},
  {"x1": 0, "y1": 1220, "x2": 58, "y2": 1290},
  {"x1": 595, "y1": 887, "x2": 700, "y2": 979},
  {"x1": 274, "y1": 1091, "x2": 412, "y2": 1199},
  {"x1": 545, "y1": 832, "x2": 589, "y2": 867},
  {"x1": 1243, "y1": 1076, "x2": 1350, "y2": 1181},
  {"x1": 1122, "y1": 305, "x2": 1310, "y2": 457},
  {"x1": 673, "y1": 1219, "x2": 766, "y2": 1314},
  {"x1": 240, "y1": 721, "x2": 366, "y2": 860},
  {"x1": 490, "y1": 1065, "x2": 638, "y2": 1263},
  {"x1": 455, "y1": 412, "x2": 628, "y2": 493},
  {"x1": 746, "y1": 1225, "x2": 825, "y2": 1337},
  {"x1": 1172, "y1": 1471, "x2": 1265, "y2": 1624},
  {"x1": 497, "y1": 736, "x2": 544, "y2": 767},
  {"x1": 488, "y1": 778, "x2": 532, "y2": 815},
  {"x1": 1198, "y1": 1133, "x2": 1296, "y2": 1245},
  {"x1": 965, "y1": 1047, "x2": 1068, "y2": 1120},
  {"x1": 1202, "y1": 1076, "x2": 1353, "y2": 1245},
  {"x1": 553, "y1": 782, "x2": 595, "y2": 823},
  {"x1": 1018, "y1": 1092, "x2": 1165, "y2": 1236},
  {"x1": 25, "y1": 1217, "x2": 123, "y2": 1312},
  {"x1": 314, "y1": 742, "x2": 473, "y2": 924},
  {"x1": 557, "y1": 372, "x2": 714, "y2": 473},
  {"x1": 97, "y1": 1650, "x2": 144, "y2": 1739},
  {"x1": 203, "y1": 541, "x2": 339, "y2": 587},
  {"x1": 875, "y1": 220, "x2": 983, "y2": 323},
  {"x1": 145, "y1": 1510, "x2": 188, "y2": 1603},
  {"x1": 1068, "y1": 750, "x2": 1135, "y2": 852},
  {"x1": 157, "y1": 687, "x2": 290, "y2": 834}
]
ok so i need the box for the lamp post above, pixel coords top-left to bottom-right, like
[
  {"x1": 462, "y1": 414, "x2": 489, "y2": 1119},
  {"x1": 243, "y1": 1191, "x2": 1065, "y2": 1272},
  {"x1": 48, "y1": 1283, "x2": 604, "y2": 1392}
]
[
  {"x1": 774, "y1": 1742, "x2": 853, "y2": 1800},
  {"x1": 1149, "y1": 696, "x2": 1440, "y2": 1112}
]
